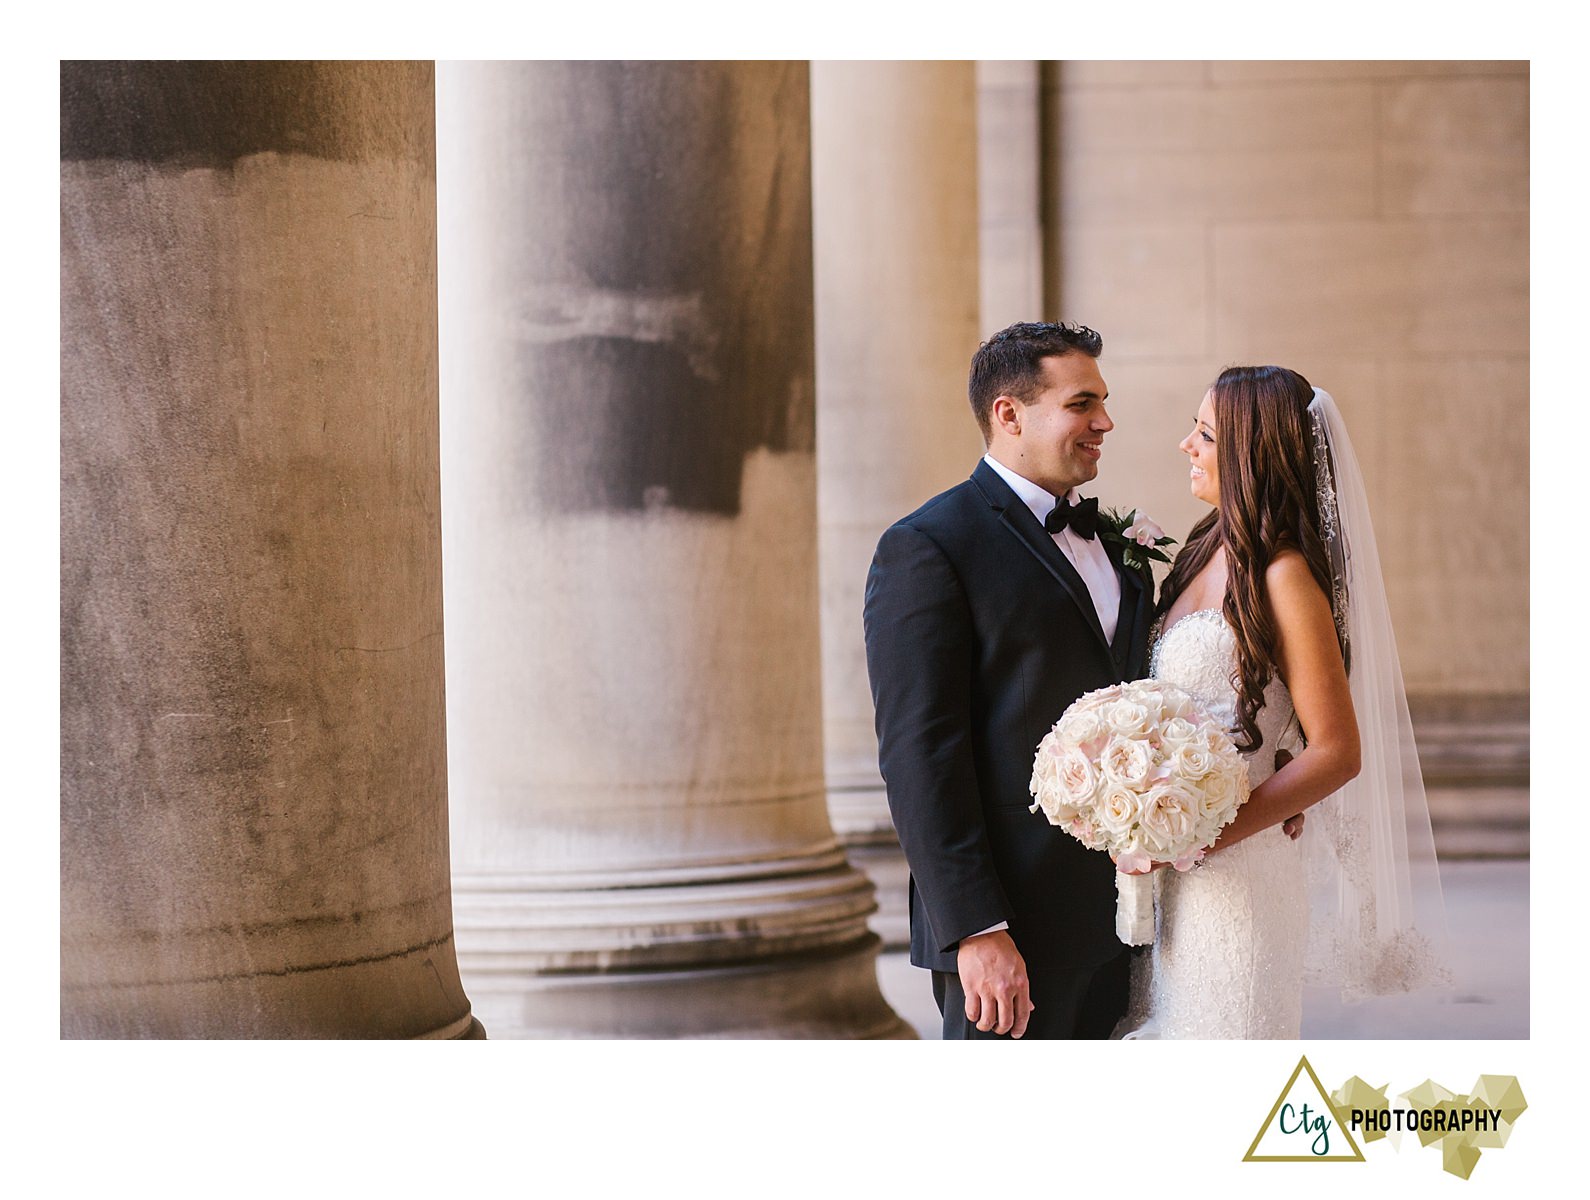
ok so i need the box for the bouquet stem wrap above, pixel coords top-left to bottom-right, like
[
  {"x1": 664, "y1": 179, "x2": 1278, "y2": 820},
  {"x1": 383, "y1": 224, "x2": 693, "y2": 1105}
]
[{"x1": 1115, "y1": 871, "x2": 1154, "y2": 946}]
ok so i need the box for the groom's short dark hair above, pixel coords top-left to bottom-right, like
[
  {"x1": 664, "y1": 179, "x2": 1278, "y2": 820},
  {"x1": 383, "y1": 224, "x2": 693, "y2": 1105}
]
[{"x1": 968, "y1": 321, "x2": 1104, "y2": 442}]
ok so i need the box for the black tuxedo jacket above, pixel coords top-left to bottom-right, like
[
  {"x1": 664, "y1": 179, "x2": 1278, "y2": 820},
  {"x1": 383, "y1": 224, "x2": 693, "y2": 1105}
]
[{"x1": 863, "y1": 459, "x2": 1154, "y2": 974}]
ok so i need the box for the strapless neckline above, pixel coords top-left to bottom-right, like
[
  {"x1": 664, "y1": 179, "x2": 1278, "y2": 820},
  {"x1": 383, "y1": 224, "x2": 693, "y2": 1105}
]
[
  {"x1": 1156, "y1": 606, "x2": 1220, "y2": 640},
  {"x1": 1150, "y1": 607, "x2": 1222, "y2": 678}
]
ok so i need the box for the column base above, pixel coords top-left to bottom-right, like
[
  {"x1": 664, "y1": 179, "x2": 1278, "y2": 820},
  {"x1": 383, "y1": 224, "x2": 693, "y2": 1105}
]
[
  {"x1": 418, "y1": 1012, "x2": 488, "y2": 1039},
  {"x1": 826, "y1": 783, "x2": 910, "y2": 949},
  {"x1": 454, "y1": 855, "x2": 913, "y2": 1037},
  {"x1": 465, "y1": 934, "x2": 914, "y2": 1039},
  {"x1": 844, "y1": 841, "x2": 911, "y2": 949}
]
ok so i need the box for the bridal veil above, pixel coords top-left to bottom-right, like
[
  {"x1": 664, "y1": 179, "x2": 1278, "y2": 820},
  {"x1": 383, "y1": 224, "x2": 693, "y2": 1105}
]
[{"x1": 1302, "y1": 387, "x2": 1452, "y2": 998}]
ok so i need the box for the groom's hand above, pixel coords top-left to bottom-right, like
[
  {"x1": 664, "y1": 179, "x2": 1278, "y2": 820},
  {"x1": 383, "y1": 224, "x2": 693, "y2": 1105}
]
[{"x1": 957, "y1": 930, "x2": 1033, "y2": 1038}]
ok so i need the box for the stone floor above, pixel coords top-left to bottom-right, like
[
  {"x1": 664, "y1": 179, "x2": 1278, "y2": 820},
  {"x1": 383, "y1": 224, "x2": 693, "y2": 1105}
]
[{"x1": 874, "y1": 857, "x2": 1528, "y2": 1039}]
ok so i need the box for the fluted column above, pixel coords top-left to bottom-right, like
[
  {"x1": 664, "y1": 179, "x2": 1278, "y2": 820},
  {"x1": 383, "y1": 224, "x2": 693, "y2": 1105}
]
[
  {"x1": 810, "y1": 62, "x2": 987, "y2": 945},
  {"x1": 60, "y1": 62, "x2": 480, "y2": 1037},
  {"x1": 437, "y1": 61, "x2": 909, "y2": 1038}
]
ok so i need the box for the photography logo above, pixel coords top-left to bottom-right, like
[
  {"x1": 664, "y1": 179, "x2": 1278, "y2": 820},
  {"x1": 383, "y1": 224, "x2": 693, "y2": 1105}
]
[
  {"x1": 1330, "y1": 1072, "x2": 1526, "y2": 1180},
  {"x1": 1243, "y1": 1056, "x2": 1527, "y2": 1180},
  {"x1": 1244, "y1": 1055, "x2": 1364, "y2": 1162}
]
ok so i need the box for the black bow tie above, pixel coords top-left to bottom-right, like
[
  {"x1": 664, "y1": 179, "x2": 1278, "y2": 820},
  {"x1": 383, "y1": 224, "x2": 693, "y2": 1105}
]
[{"x1": 1044, "y1": 495, "x2": 1099, "y2": 540}]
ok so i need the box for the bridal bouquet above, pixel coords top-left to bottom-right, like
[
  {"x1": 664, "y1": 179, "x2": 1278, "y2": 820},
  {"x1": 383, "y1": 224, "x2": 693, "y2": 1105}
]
[{"x1": 1029, "y1": 679, "x2": 1250, "y2": 945}]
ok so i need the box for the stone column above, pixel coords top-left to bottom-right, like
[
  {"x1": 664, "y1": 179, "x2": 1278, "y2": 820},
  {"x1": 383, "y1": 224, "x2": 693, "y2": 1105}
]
[
  {"x1": 436, "y1": 61, "x2": 909, "y2": 1038},
  {"x1": 61, "y1": 62, "x2": 480, "y2": 1038},
  {"x1": 976, "y1": 61, "x2": 1046, "y2": 335},
  {"x1": 810, "y1": 62, "x2": 987, "y2": 945}
]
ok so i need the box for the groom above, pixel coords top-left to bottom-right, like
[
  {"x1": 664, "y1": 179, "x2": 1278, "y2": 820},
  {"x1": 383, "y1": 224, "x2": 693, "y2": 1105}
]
[{"x1": 863, "y1": 321, "x2": 1153, "y2": 1039}]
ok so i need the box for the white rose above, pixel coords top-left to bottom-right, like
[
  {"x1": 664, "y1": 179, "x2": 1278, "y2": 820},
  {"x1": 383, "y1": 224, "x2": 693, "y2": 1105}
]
[
  {"x1": 1121, "y1": 680, "x2": 1159, "y2": 706},
  {"x1": 1159, "y1": 716, "x2": 1199, "y2": 748},
  {"x1": 1097, "y1": 784, "x2": 1143, "y2": 837},
  {"x1": 1195, "y1": 771, "x2": 1236, "y2": 821},
  {"x1": 1113, "y1": 827, "x2": 1148, "y2": 861},
  {"x1": 1204, "y1": 725, "x2": 1239, "y2": 757},
  {"x1": 1030, "y1": 744, "x2": 1058, "y2": 799},
  {"x1": 1057, "y1": 707, "x2": 1103, "y2": 748},
  {"x1": 1100, "y1": 735, "x2": 1153, "y2": 788},
  {"x1": 1127, "y1": 686, "x2": 1172, "y2": 725},
  {"x1": 1058, "y1": 747, "x2": 1098, "y2": 803},
  {"x1": 1031, "y1": 742, "x2": 1083, "y2": 816},
  {"x1": 1170, "y1": 742, "x2": 1218, "y2": 781},
  {"x1": 1139, "y1": 783, "x2": 1200, "y2": 856},
  {"x1": 1132, "y1": 822, "x2": 1171, "y2": 859},
  {"x1": 1162, "y1": 693, "x2": 1196, "y2": 722},
  {"x1": 1105, "y1": 698, "x2": 1152, "y2": 737},
  {"x1": 1192, "y1": 784, "x2": 1237, "y2": 845},
  {"x1": 1030, "y1": 787, "x2": 1075, "y2": 824},
  {"x1": 1069, "y1": 814, "x2": 1107, "y2": 850}
]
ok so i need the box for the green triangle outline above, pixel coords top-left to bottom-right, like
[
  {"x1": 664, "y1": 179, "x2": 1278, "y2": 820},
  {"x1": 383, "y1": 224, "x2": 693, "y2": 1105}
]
[{"x1": 1243, "y1": 1054, "x2": 1367, "y2": 1163}]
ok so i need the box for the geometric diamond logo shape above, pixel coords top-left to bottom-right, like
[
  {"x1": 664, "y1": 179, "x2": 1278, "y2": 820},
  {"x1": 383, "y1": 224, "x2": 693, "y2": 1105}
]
[
  {"x1": 1472, "y1": 1074, "x2": 1528, "y2": 1125},
  {"x1": 1330, "y1": 1076, "x2": 1392, "y2": 1144},
  {"x1": 1245, "y1": 1055, "x2": 1366, "y2": 1162},
  {"x1": 1442, "y1": 1137, "x2": 1484, "y2": 1181}
]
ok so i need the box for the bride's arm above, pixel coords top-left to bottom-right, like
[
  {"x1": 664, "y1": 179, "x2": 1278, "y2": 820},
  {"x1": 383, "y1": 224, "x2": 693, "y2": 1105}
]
[{"x1": 1208, "y1": 549, "x2": 1360, "y2": 852}]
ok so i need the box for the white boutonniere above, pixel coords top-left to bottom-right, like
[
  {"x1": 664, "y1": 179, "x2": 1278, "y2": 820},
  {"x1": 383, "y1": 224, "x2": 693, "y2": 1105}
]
[{"x1": 1099, "y1": 508, "x2": 1177, "y2": 573}]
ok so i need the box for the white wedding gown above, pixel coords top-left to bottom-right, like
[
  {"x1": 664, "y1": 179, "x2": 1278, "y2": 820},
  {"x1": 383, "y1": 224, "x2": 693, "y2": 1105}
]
[{"x1": 1118, "y1": 608, "x2": 1308, "y2": 1039}]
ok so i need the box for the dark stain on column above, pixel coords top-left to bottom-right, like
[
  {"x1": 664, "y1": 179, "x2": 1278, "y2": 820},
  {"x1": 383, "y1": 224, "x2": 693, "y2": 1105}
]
[
  {"x1": 501, "y1": 61, "x2": 815, "y2": 518},
  {"x1": 60, "y1": 60, "x2": 435, "y2": 169}
]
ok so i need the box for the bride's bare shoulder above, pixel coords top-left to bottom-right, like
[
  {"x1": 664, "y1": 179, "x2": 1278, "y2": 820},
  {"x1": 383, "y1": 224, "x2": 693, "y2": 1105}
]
[
  {"x1": 1265, "y1": 549, "x2": 1339, "y2": 667},
  {"x1": 1265, "y1": 548, "x2": 1325, "y2": 604}
]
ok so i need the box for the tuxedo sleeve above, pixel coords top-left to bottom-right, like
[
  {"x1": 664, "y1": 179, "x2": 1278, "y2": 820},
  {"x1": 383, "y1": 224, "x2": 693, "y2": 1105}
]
[{"x1": 864, "y1": 522, "x2": 1012, "y2": 953}]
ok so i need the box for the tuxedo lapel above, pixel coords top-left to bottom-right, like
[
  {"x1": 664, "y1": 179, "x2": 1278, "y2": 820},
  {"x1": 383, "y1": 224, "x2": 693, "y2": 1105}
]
[
  {"x1": 972, "y1": 462, "x2": 1113, "y2": 656},
  {"x1": 1103, "y1": 537, "x2": 1147, "y2": 679}
]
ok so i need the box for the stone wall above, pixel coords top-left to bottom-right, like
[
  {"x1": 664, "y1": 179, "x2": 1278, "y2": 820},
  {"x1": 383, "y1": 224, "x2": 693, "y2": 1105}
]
[{"x1": 1046, "y1": 60, "x2": 1528, "y2": 699}]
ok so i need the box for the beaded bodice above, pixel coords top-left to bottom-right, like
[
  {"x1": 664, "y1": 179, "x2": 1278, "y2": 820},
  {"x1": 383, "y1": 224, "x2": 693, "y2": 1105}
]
[{"x1": 1150, "y1": 607, "x2": 1300, "y2": 771}]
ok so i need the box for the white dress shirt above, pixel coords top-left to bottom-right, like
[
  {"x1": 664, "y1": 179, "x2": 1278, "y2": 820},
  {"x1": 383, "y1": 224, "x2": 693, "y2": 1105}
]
[
  {"x1": 965, "y1": 455, "x2": 1124, "y2": 944},
  {"x1": 982, "y1": 454, "x2": 1120, "y2": 643}
]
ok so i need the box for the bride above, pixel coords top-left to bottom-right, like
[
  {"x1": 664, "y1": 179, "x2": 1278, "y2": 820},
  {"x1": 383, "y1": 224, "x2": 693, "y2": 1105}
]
[{"x1": 1117, "y1": 365, "x2": 1447, "y2": 1039}]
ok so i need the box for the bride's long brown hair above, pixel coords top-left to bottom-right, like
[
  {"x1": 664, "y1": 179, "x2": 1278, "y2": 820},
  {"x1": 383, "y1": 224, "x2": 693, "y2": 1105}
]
[{"x1": 1157, "y1": 365, "x2": 1342, "y2": 753}]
